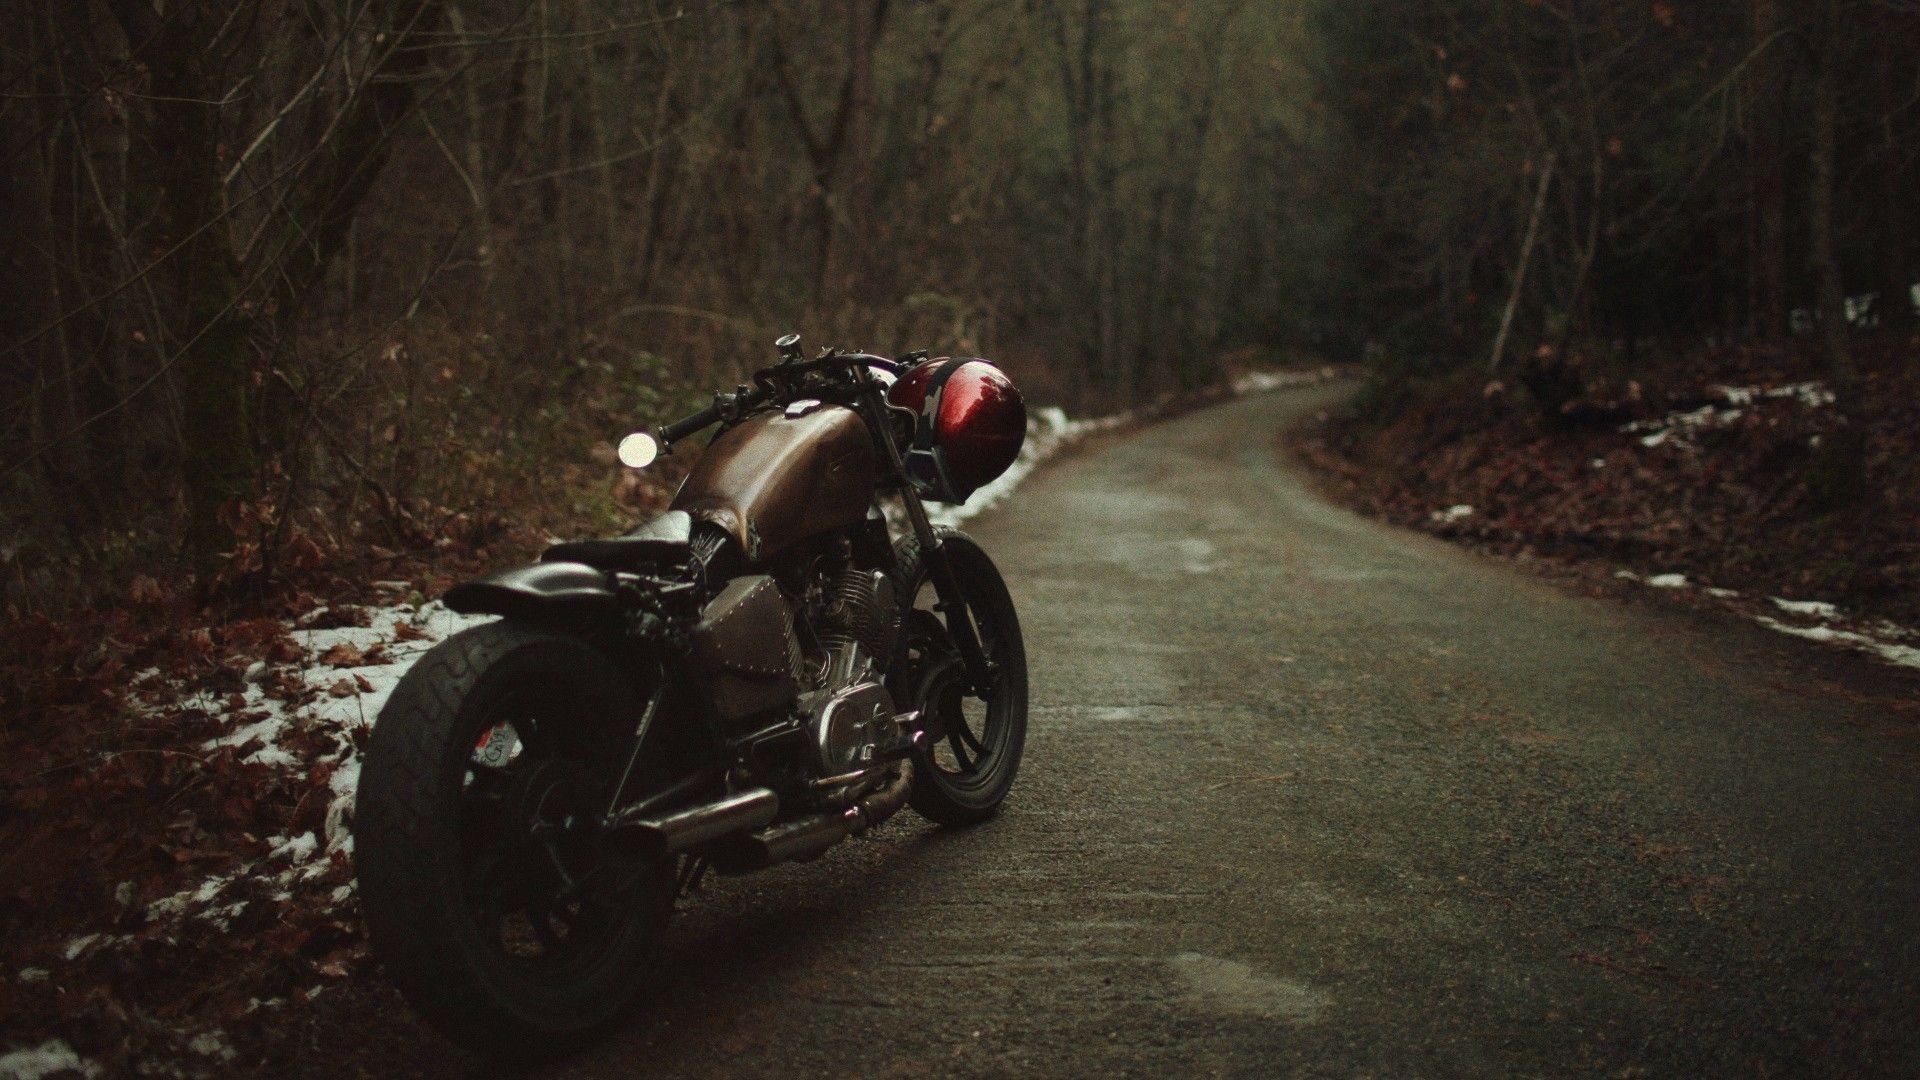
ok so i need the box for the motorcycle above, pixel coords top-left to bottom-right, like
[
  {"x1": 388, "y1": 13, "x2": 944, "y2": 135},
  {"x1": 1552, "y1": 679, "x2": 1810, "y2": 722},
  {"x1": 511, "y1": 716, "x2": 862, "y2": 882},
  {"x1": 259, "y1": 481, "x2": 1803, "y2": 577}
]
[{"x1": 354, "y1": 334, "x2": 1031, "y2": 1052}]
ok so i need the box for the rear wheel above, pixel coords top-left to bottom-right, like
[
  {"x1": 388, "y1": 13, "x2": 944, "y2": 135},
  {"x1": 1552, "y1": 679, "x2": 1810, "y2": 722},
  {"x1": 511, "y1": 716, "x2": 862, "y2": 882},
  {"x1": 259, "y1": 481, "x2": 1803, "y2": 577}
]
[
  {"x1": 892, "y1": 527, "x2": 1028, "y2": 825},
  {"x1": 355, "y1": 621, "x2": 674, "y2": 1056}
]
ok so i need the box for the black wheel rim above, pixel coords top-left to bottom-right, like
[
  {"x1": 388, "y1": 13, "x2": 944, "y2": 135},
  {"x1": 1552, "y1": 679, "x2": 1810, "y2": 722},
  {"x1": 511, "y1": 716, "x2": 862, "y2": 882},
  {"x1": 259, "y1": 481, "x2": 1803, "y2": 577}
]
[
  {"x1": 456, "y1": 694, "x2": 646, "y2": 984},
  {"x1": 902, "y1": 604, "x2": 1017, "y2": 790}
]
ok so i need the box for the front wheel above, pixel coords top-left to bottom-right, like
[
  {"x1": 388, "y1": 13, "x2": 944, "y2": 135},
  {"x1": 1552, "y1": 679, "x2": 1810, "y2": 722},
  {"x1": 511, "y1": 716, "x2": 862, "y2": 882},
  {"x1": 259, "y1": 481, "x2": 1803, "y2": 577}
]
[
  {"x1": 892, "y1": 527, "x2": 1029, "y2": 825},
  {"x1": 354, "y1": 621, "x2": 674, "y2": 1056}
]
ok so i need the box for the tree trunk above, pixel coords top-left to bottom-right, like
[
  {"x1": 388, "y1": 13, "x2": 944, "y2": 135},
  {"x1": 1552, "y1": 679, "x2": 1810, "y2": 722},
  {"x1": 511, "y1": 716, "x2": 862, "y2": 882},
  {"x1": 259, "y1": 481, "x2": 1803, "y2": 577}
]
[
  {"x1": 1490, "y1": 152, "x2": 1556, "y2": 372},
  {"x1": 447, "y1": 2, "x2": 498, "y2": 297},
  {"x1": 112, "y1": 2, "x2": 258, "y2": 574},
  {"x1": 635, "y1": 79, "x2": 686, "y2": 300},
  {"x1": 1806, "y1": 8, "x2": 1866, "y2": 509},
  {"x1": 270, "y1": 0, "x2": 444, "y2": 326},
  {"x1": 833, "y1": 0, "x2": 884, "y2": 303},
  {"x1": 770, "y1": 0, "x2": 888, "y2": 320},
  {"x1": 1872, "y1": 35, "x2": 1913, "y2": 329},
  {"x1": 1750, "y1": 0, "x2": 1789, "y2": 339}
]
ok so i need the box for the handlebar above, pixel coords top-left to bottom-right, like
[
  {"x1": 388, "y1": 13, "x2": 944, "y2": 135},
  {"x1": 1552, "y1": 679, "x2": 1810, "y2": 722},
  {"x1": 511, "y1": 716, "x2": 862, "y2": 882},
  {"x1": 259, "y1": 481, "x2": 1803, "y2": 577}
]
[
  {"x1": 660, "y1": 385, "x2": 771, "y2": 445},
  {"x1": 765, "y1": 351, "x2": 900, "y2": 378},
  {"x1": 655, "y1": 350, "x2": 908, "y2": 447},
  {"x1": 836, "y1": 352, "x2": 903, "y2": 375},
  {"x1": 659, "y1": 401, "x2": 726, "y2": 445}
]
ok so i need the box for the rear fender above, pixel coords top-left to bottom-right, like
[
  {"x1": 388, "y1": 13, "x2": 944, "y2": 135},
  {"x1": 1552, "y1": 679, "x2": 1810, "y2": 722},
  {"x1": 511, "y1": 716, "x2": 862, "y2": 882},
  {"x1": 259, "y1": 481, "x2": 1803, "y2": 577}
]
[{"x1": 442, "y1": 561, "x2": 620, "y2": 623}]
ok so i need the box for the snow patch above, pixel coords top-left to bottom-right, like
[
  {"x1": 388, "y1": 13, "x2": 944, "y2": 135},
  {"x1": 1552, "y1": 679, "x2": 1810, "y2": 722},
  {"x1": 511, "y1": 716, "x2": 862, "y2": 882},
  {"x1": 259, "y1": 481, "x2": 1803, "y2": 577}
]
[
  {"x1": 1754, "y1": 617, "x2": 1920, "y2": 670},
  {"x1": 0, "y1": 1040, "x2": 102, "y2": 1080},
  {"x1": 1715, "y1": 381, "x2": 1834, "y2": 408},
  {"x1": 110, "y1": 599, "x2": 495, "y2": 942},
  {"x1": 269, "y1": 832, "x2": 318, "y2": 864},
  {"x1": 1230, "y1": 366, "x2": 1338, "y2": 396},
  {"x1": 1429, "y1": 504, "x2": 1474, "y2": 525},
  {"x1": 1625, "y1": 404, "x2": 1741, "y2": 448},
  {"x1": 1771, "y1": 597, "x2": 1843, "y2": 620},
  {"x1": 1617, "y1": 566, "x2": 1920, "y2": 672},
  {"x1": 1623, "y1": 381, "x2": 1832, "y2": 452},
  {"x1": 146, "y1": 871, "x2": 242, "y2": 921},
  {"x1": 929, "y1": 406, "x2": 1130, "y2": 528},
  {"x1": 194, "y1": 600, "x2": 494, "y2": 860},
  {"x1": 1615, "y1": 569, "x2": 1689, "y2": 587},
  {"x1": 186, "y1": 1031, "x2": 237, "y2": 1063}
]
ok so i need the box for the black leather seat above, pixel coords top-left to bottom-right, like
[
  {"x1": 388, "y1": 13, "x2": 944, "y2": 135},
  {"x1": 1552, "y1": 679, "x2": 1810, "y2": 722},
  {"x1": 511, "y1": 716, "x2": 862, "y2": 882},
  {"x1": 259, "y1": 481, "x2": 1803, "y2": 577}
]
[{"x1": 542, "y1": 510, "x2": 693, "y2": 570}]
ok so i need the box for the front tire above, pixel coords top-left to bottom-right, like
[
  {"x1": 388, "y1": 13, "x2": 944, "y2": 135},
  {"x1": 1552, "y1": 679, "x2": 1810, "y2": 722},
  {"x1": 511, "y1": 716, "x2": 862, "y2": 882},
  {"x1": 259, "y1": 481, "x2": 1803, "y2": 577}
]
[
  {"x1": 355, "y1": 620, "x2": 673, "y2": 1056},
  {"x1": 893, "y1": 527, "x2": 1029, "y2": 825}
]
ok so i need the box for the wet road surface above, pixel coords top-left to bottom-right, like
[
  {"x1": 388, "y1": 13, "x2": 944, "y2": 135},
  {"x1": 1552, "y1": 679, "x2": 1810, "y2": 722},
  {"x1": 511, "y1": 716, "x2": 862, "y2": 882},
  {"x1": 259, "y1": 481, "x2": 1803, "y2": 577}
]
[{"x1": 372, "y1": 382, "x2": 1920, "y2": 1077}]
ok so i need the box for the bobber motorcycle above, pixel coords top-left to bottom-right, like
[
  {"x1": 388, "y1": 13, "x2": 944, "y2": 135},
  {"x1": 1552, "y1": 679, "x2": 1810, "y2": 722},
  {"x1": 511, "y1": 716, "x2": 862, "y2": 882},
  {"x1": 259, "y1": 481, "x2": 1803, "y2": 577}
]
[{"x1": 354, "y1": 335, "x2": 1030, "y2": 1052}]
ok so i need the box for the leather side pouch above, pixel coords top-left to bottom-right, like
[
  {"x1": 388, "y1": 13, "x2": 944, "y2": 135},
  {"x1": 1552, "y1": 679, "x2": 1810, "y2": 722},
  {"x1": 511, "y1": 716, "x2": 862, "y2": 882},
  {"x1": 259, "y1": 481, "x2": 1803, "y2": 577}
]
[{"x1": 690, "y1": 575, "x2": 802, "y2": 723}]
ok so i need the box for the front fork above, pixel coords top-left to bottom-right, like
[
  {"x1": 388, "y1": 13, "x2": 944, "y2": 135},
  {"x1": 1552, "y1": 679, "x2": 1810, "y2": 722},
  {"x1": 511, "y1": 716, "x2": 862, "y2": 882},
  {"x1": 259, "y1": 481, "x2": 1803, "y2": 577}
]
[
  {"x1": 900, "y1": 481, "x2": 997, "y2": 696},
  {"x1": 856, "y1": 370, "x2": 997, "y2": 697}
]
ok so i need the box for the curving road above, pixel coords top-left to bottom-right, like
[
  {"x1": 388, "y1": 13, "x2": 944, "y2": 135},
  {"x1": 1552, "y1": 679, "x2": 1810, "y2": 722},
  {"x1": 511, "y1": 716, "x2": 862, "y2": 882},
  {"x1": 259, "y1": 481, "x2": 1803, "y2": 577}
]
[{"x1": 351, "y1": 382, "x2": 1920, "y2": 1077}]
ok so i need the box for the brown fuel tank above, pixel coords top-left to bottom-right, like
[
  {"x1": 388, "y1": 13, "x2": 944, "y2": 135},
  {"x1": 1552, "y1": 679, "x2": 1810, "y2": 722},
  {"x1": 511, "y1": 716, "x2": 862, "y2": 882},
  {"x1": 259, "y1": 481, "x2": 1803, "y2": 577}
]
[{"x1": 671, "y1": 404, "x2": 879, "y2": 563}]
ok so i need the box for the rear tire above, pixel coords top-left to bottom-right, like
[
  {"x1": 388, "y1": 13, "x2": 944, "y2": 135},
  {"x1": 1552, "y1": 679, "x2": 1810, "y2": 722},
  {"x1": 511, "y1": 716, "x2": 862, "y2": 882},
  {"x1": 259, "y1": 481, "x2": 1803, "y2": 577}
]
[
  {"x1": 892, "y1": 527, "x2": 1029, "y2": 825},
  {"x1": 355, "y1": 620, "x2": 673, "y2": 1057}
]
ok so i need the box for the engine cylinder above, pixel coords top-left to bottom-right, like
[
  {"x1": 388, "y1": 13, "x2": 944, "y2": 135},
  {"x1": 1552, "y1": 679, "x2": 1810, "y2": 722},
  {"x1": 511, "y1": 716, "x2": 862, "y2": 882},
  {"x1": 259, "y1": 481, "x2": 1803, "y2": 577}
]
[{"x1": 819, "y1": 568, "x2": 900, "y2": 669}]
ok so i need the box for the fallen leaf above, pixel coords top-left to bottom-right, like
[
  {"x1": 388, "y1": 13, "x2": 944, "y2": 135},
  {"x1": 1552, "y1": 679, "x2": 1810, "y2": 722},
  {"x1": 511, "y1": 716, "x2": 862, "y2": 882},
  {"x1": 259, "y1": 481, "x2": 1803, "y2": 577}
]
[{"x1": 318, "y1": 643, "x2": 364, "y2": 667}]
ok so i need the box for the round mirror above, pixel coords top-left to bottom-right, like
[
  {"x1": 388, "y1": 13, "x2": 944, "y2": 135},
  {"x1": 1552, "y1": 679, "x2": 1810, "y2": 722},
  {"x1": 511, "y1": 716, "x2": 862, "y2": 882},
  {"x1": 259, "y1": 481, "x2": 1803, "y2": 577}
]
[{"x1": 617, "y1": 431, "x2": 660, "y2": 469}]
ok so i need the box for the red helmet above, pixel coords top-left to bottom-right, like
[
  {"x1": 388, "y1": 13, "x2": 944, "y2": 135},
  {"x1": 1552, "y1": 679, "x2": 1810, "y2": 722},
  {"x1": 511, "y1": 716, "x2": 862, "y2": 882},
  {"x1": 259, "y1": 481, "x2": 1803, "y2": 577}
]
[{"x1": 886, "y1": 357, "x2": 1027, "y2": 503}]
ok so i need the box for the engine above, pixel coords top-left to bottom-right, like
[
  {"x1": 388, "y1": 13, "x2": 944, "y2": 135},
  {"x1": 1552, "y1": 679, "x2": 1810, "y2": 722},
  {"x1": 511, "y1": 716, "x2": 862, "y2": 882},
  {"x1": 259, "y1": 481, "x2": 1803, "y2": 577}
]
[{"x1": 800, "y1": 566, "x2": 905, "y2": 779}]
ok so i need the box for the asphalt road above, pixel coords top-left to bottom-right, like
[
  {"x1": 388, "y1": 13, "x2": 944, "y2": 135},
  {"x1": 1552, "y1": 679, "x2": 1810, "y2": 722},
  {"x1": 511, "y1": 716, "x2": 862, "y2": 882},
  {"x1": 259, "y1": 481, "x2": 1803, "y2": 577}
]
[{"x1": 369, "y1": 382, "x2": 1920, "y2": 1077}]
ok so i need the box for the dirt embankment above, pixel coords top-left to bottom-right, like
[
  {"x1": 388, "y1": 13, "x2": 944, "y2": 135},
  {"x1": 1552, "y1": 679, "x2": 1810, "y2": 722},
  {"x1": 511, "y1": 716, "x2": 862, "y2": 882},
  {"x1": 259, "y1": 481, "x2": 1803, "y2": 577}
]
[{"x1": 1290, "y1": 335, "x2": 1920, "y2": 662}]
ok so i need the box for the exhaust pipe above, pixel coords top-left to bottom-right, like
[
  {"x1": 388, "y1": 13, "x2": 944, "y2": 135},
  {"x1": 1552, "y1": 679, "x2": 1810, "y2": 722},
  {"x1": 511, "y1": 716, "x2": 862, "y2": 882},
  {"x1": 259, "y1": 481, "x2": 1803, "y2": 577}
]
[
  {"x1": 615, "y1": 787, "x2": 780, "y2": 858},
  {"x1": 720, "y1": 765, "x2": 914, "y2": 873},
  {"x1": 751, "y1": 811, "x2": 857, "y2": 865},
  {"x1": 848, "y1": 762, "x2": 912, "y2": 834}
]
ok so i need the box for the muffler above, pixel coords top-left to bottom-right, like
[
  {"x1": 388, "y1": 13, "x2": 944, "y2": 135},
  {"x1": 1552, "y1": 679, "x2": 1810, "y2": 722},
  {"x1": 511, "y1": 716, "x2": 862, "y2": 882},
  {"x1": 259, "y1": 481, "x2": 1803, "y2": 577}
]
[
  {"x1": 615, "y1": 787, "x2": 780, "y2": 858},
  {"x1": 750, "y1": 812, "x2": 857, "y2": 866},
  {"x1": 717, "y1": 765, "x2": 914, "y2": 874}
]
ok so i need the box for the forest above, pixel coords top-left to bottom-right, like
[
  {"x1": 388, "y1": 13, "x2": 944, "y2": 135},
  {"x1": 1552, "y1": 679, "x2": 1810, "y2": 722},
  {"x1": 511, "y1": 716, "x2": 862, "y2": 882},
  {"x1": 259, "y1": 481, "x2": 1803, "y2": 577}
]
[
  {"x1": 2, "y1": 0, "x2": 1917, "y2": 607},
  {"x1": 6, "y1": 4, "x2": 1920, "y2": 1073}
]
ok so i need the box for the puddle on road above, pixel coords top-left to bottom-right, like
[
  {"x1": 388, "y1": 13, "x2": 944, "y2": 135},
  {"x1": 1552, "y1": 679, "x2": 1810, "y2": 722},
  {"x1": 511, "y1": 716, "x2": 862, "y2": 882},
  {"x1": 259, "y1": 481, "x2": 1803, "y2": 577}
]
[{"x1": 1166, "y1": 952, "x2": 1329, "y2": 1023}]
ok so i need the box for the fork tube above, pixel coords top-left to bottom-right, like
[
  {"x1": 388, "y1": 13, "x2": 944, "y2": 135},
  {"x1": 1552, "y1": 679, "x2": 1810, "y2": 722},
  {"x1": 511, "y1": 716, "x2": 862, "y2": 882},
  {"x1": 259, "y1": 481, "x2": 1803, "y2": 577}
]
[{"x1": 900, "y1": 480, "x2": 993, "y2": 691}]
